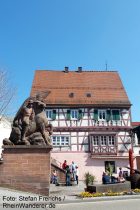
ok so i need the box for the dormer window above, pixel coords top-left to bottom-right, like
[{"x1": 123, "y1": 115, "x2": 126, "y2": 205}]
[
  {"x1": 69, "y1": 93, "x2": 74, "y2": 98},
  {"x1": 86, "y1": 93, "x2": 91, "y2": 97}
]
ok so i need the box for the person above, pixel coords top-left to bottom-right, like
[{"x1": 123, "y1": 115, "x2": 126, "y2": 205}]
[
  {"x1": 62, "y1": 160, "x2": 67, "y2": 170},
  {"x1": 51, "y1": 170, "x2": 58, "y2": 184},
  {"x1": 118, "y1": 169, "x2": 125, "y2": 183},
  {"x1": 118, "y1": 174, "x2": 125, "y2": 183},
  {"x1": 70, "y1": 161, "x2": 77, "y2": 181},
  {"x1": 118, "y1": 167, "x2": 123, "y2": 178},
  {"x1": 75, "y1": 166, "x2": 79, "y2": 185},
  {"x1": 65, "y1": 165, "x2": 71, "y2": 186},
  {"x1": 102, "y1": 172, "x2": 111, "y2": 184}
]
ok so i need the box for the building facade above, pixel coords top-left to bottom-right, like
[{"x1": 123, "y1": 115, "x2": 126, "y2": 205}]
[
  {"x1": 0, "y1": 117, "x2": 11, "y2": 157},
  {"x1": 31, "y1": 68, "x2": 133, "y2": 182},
  {"x1": 131, "y1": 122, "x2": 140, "y2": 170}
]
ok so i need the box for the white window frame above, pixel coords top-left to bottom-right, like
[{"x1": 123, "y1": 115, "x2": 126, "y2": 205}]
[
  {"x1": 98, "y1": 110, "x2": 106, "y2": 121},
  {"x1": 108, "y1": 136, "x2": 115, "y2": 145},
  {"x1": 71, "y1": 109, "x2": 78, "y2": 120},
  {"x1": 101, "y1": 136, "x2": 107, "y2": 145},
  {"x1": 52, "y1": 136, "x2": 70, "y2": 147},
  {"x1": 92, "y1": 136, "x2": 99, "y2": 145},
  {"x1": 92, "y1": 135, "x2": 116, "y2": 146},
  {"x1": 46, "y1": 110, "x2": 53, "y2": 119}
]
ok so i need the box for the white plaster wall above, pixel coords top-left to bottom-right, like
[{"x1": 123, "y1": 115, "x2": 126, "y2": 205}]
[
  {"x1": 118, "y1": 144, "x2": 131, "y2": 152},
  {"x1": 71, "y1": 132, "x2": 77, "y2": 136},
  {"x1": 122, "y1": 110, "x2": 129, "y2": 119},
  {"x1": 52, "y1": 132, "x2": 69, "y2": 135},
  {"x1": 82, "y1": 111, "x2": 88, "y2": 120},
  {"x1": 59, "y1": 109, "x2": 65, "y2": 120},
  {"x1": 0, "y1": 118, "x2": 11, "y2": 157},
  {"x1": 51, "y1": 121, "x2": 58, "y2": 127},
  {"x1": 133, "y1": 147, "x2": 140, "y2": 156},
  {"x1": 121, "y1": 110, "x2": 130, "y2": 126},
  {"x1": 71, "y1": 145, "x2": 77, "y2": 151},
  {"x1": 134, "y1": 134, "x2": 138, "y2": 145},
  {"x1": 71, "y1": 136, "x2": 77, "y2": 144},
  {"x1": 118, "y1": 132, "x2": 130, "y2": 143}
]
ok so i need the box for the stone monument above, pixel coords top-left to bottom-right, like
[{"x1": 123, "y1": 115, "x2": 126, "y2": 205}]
[{"x1": 0, "y1": 92, "x2": 53, "y2": 195}]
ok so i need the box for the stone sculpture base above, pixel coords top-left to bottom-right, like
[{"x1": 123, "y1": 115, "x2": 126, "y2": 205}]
[{"x1": 0, "y1": 145, "x2": 52, "y2": 195}]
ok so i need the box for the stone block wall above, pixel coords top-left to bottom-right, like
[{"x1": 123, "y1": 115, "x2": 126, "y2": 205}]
[{"x1": 0, "y1": 145, "x2": 52, "y2": 195}]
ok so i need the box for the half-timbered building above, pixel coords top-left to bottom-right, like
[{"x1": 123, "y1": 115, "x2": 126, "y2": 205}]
[{"x1": 31, "y1": 68, "x2": 133, "y2": 181}]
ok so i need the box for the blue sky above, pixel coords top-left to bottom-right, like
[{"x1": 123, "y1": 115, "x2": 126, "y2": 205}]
[{"x1": 0, "y1": 0, "x2": 140, "y2": 121}]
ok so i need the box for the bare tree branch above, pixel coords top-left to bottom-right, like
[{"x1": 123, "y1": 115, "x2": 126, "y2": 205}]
[{"x1": 0, "y1": 70, "x2": 16, "y2": 120}]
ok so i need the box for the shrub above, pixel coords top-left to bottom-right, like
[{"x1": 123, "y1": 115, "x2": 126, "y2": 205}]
[
  {"x1": 84, "y1": 172, "x2": 95, "y2": 187},
  {"x1": 133, "y1": 188, "x2": 140, "y2": 193},
  {"x1": 106, "y1": 164, "x2": 114, "y2": 176}
]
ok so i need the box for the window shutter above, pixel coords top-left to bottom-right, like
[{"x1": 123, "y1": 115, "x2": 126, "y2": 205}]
[
  {"x1": 78, "y1": 109, "x2": 83, "y2": 120},
  {"x1": 67, "y1": 110, "x2": 71, "y2": 120},
  {"x1": 52, "y1": 110, "x2": 56, "y2": 120},
  {"x1": 112, "y1": 110, "x2": 116, "y2": 120},
  {"x1": 112, "y1": 110, "x2": 120, "y2": 120},
  {"x1": 115, "y1": 110, "x2": 120, "y2": 120},
  {"x1": 106, "y1": 110, "x2": 111, "y2": 121},
  {"x1": 94, "y1": 109, "x2": 98, "y2": 120}
]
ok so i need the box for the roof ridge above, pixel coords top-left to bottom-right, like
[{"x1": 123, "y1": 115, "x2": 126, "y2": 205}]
[{"x1": 32, "y1": 86, "x2": 123, "y2": 90}]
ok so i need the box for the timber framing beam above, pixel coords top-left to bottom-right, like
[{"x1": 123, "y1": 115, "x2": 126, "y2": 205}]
[{"x1": 53, "y1": 126, "x2": 131, "y2": 132}]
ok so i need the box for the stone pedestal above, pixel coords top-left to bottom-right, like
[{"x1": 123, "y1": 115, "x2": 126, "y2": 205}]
[{"x1": 0, "y1": 145, "x2": 52, "y2": 195}]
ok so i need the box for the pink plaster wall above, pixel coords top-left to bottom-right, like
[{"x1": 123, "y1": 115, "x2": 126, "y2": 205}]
[{"x1": 51, "y1": 152, "x2": 133, "y2": 182}]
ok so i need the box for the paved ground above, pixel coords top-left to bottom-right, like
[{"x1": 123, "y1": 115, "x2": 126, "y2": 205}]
[
  {"x1": 50, "y1": 181, "x2": 86, "y2": 200},
  {"x1": 55, "y1": 199, "x2": 140, "y2": 210},
  {"x1": 1, "y1": 182, "x2": 140, "y2": 210}
]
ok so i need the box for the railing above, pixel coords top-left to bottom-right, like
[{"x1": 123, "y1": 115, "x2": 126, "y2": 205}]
[
  {"x1": 51, "y1": 157, "x2": 62, "y2": 168},
  {"x1": 92, "y1": 120, "x2": 123, "y2": 126},
  {"x1": 91, "y1": 145, "x2": 117, "y2": 155}
]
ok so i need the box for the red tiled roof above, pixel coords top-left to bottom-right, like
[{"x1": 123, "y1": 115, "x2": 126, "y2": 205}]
[
  {"x1": 131, "y1": 122, "x2": 140, "y2": 127},
  {"x1": 30, "y1": 70, "x2": 131, "y2": 106}
]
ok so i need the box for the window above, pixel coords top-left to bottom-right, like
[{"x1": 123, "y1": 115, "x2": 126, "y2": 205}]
[
  {"x1": 71, "y1": 110, "x2": 78, "y2": 119},
  {"x1": 93, "y1": 109, "x2": 121, "y2": 121},
  {"x1": 52, "y1": 136, "x2": 70, "y2": 146},
  {"x1": 46, "y1": 110, "x2": 53, "y2": 119},
  {"x1": 46, "y1": 110, "x2": 56, "y2": 120},
  {"x1": 108, "y1": 136, "x2": 115, "y2": 145},
  {"x1": 101, "y1": 136, "x2": 107, "y2": 145},
  {"x1": 105, "y1": 161, "x2": 116, "y2": 173},
  {"x1": 67, "y1": 109, "x2": 83, "y2": 120},
  {"x1": 93, "y1": 136, "x2": 99, "y2": 145},
  {"x1": 92, "y1": 135, "x2": 116, "y2": 146},
  {"x1": 98, "y1": 110, "x2": 106, "y2": 120}
]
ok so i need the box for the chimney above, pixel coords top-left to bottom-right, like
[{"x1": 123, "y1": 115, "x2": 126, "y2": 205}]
[
  {"x1": 64, "y1": 66, "x2": 69, "y2": 73},
  {"x1": 78, "y1": 67, "x2": 82, "y2": 72}
]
